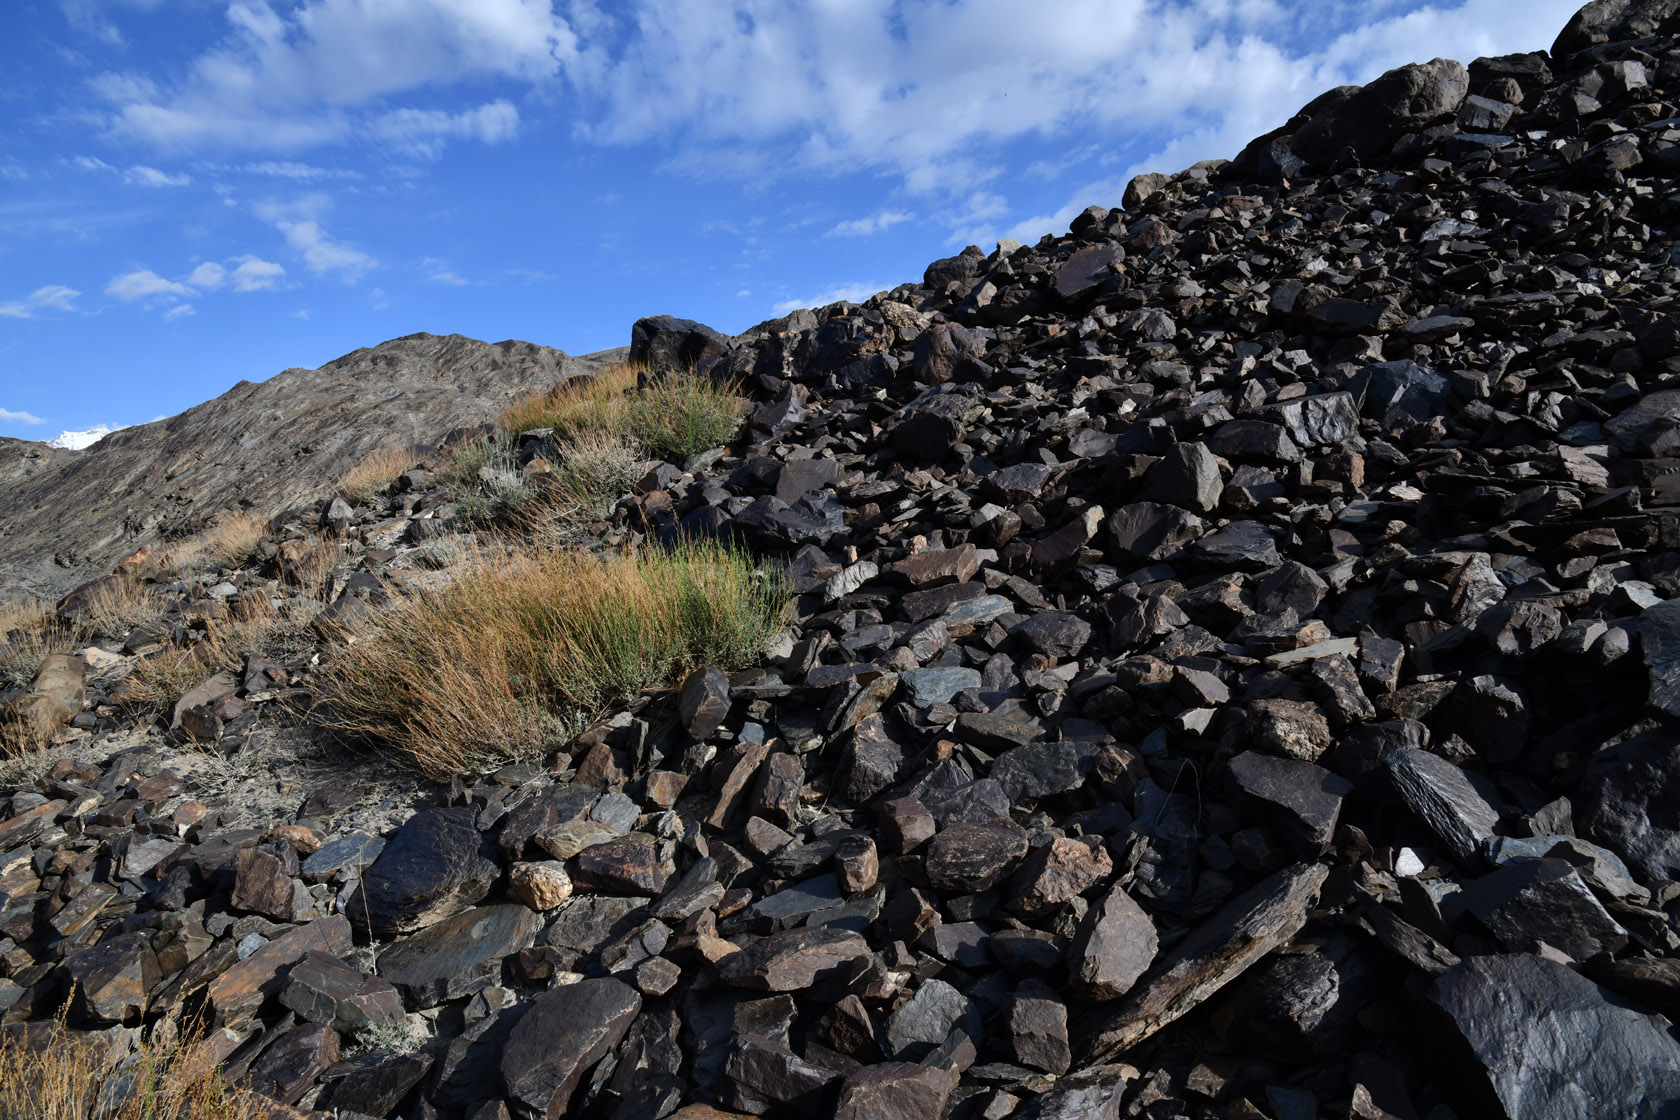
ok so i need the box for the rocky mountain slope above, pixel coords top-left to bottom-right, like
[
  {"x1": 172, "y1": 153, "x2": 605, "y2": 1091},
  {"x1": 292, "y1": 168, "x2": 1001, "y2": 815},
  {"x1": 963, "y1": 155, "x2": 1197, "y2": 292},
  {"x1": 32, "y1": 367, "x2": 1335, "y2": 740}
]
[
  {"x1": 8, "y1": 1, "x2": 1680, "y2": 1119},
  {"x1": 0, "y1": 334, "x2": 626, "y2": 604}
]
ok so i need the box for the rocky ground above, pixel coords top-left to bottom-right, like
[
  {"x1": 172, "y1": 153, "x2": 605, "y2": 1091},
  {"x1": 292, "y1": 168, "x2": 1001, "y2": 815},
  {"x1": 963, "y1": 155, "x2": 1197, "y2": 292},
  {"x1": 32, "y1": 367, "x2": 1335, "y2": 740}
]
[{"x1": 8, "y1": 1, "x2": 1680, "y2": 1118}]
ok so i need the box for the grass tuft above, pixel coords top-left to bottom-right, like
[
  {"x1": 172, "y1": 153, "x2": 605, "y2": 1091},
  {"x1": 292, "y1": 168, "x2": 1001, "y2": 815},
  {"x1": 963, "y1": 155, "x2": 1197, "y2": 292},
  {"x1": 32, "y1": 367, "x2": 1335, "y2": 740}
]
[
  {"x1": 337, "y1": 445, "x2": 419, "y2": 507},
  {"x1": 0, "y1": 1009, "x2": 267, "y2": 1120},
  {"x1": 0, "y1": 599, "x2": 76, "y2": 692},
  {"x1": 318, "y1": 539, "x2": 788, "y2": 777}
]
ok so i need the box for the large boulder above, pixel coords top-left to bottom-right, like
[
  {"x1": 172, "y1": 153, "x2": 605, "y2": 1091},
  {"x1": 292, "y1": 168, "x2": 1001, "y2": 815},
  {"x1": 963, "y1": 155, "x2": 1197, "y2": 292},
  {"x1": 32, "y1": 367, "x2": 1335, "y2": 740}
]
[
  {"x1": 1553, "y1": 0, "x2": 1680, "y2": 59},
  {"x1": 630, "y1": 315, "x2": 731, "y2": 371},
  {"x1": 1291, "y1": 58, "x2": 1469, "y2": 165},
  {"x1": 1428, "y1": 953, "x2": 1680, "y2": 1119}
]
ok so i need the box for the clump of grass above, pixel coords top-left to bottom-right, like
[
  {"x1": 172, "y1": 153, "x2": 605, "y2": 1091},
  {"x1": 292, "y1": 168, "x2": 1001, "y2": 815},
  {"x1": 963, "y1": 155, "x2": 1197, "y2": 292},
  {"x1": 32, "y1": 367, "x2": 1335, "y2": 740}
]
[
  {"x1": 439, "y1": 431, "x2": 525, "y2": 522},
  {"x1": 197, "y1": 512, "x2": 268, "y2": 568},
  {"x1": 337, "y1": 445, "x2": 419, "y2": 506},
  {"x1": 318, "y1": 539, "x2": 789, "y2": 777},
  {"x1": 499, "y1": 363, "x2": 745, "y2": 466},
  {"x1": 0, "y1": 1009, "x2": 265, "y2": 1120},
  {"x1": 628, "y1": 371, "x2": 747, "y2": 464},
  {"x1": 0, "y1": 599, "x2": 76, "y2": 691},
  {"x1": 121, "y1": 594, "x2": 316, "y2": 713},
  {"x1": 76, "y1": 579, "x2": 161, "y2": 639}
]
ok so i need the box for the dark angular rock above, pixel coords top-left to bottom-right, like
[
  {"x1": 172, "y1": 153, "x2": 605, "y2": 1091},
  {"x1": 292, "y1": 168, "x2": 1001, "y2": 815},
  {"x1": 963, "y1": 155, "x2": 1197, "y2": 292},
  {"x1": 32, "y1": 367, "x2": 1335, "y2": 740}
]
[
  {"x1": 833, "y1": 1063, "x2": 955, "y2": 1120},
  {"x1": 630, "y1": 315, "x2": 730, "y2": 371},
  {"x1": 501, "y1": 978, "x2": 642, "y2": 1119},
  {"x1": 1428, "y1": 953, "x2": 1680, "y2": 1120},
  {"x1": 1462, "y1": 858, "x2": 1628, "y2": 962},
  {"x1": 318, "y1": 1051, "x2": 434, "y2": 1116},
  {"x1": 1070, "y1": 883, "x2": 1158, "y2": 1001},
  {"x1": 924, "y1": 818, "x2": 1030, "y2": 892},
  {"x1": 377, "y1": 904, "x2": 543, "y2": 1009},
  {"x1": 574, "y1": 835, "x2": 667, "y2": 896},
  {"x1": 717, "y1": 927, "x2": 874, "y2": 992},
  {"x1": 246, "y1": 1021, "x2": 341, "y2": 1107},
  {"x1": 347, "y1": 807, "x2": 498, "y2": 938},
  {"x1": 680, "y1": 665, "x2": 733, "y2": 740},
  {"x1": 280, "y1": 949, "x2": 405, "y2": 1030},
  {"x1": 1227, "y1": 751, "x2": 1351, "y2": 859},
  {"x1": 991, "y1": 741, "x2": 1095, "y2": 803},
  {"x1": 1108, "y1": 502, "x2": 1203, "y2": 562},
  {"x1": 65, "y1": 931, "x2": 159, "y2": 1023}
]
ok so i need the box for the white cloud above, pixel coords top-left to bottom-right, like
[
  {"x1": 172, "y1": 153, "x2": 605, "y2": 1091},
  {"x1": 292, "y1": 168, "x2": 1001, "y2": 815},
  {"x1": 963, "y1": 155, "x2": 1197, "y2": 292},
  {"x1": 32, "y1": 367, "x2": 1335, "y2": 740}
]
[
  {"x1": 829, "y1": 210, "x2": 914, "y2": 238},
  {"x1": 772, "y1": 282, "x2": 888, "y2": 315},
  {"x1": 421, "y1": 257, "x2": 468, "y2": 285},
  {"x1": 0, "y1": 408, "x2": 46, "y2": 425},
  {"x1": 97, "y1": 0, "x2": 574, "y2": 152},
  {"x1": 164, "y1": 304, "x2": 196, "y2": 320},
  {"x1": 230, "y1": 256, "x2": 286, "y2": 290},
  {"x1": 239, "y1": 160, "x2": 360, "y2": 181},
  {"x1": 106, "y1": 269, "x2": 194, "y2": 302},
  {"x1": 254, "y1": 195, "x2": 376, "y2": 279},
  {"x1": 125, "y1": 164, "x2": 191, "y2": 187},
  {"x1": 0, "y1": 284, "x2": 83, "y2": 318},
  {"x1": 75, "y1": 154, "x2": 192, "y2": 187},
  {"x1": 368, "y1": 100, "x2": 519, "y2": 158},
  {"x1": 189, "y1": 261, "x2": 227, "y2": 289}
]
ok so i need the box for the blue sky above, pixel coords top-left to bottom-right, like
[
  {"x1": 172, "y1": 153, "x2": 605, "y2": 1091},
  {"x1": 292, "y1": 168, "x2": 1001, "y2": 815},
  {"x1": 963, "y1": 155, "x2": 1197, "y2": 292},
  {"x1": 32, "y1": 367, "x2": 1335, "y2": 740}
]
[{"x1": 1, "y1": 0, "x2": 1584, "y2": 441}]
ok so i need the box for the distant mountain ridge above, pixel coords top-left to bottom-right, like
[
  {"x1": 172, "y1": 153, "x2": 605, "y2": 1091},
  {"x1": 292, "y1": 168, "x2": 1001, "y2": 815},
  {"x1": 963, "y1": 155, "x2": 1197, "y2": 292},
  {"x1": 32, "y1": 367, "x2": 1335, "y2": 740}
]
[{"x1": 0, "y1": 332, "x2": 627, "y2": 603}]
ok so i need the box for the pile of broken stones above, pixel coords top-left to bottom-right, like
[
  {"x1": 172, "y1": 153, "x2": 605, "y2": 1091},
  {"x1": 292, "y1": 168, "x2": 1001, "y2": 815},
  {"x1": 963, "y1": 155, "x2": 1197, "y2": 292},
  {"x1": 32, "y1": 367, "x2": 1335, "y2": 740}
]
[{"x1": 12, "y1": 0, "x2": 1680, "y2": 1117}]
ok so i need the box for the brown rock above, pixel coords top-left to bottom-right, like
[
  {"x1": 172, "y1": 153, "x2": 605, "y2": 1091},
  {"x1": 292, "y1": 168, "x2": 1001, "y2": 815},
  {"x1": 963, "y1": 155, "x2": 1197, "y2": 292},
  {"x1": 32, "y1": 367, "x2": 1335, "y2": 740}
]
[
  {"x1": 574, "y1": 835, "x2": 667, "y2": 895},
  {"x1": 207, "y1": 915, "x2": 353, "y2": 1026},
  {"x1": 501, "y1": 978, "x2": 641, "y2": 1119},
  {"x1": 834, "y1": 1063, "x2": 955, "y2": 1120}
]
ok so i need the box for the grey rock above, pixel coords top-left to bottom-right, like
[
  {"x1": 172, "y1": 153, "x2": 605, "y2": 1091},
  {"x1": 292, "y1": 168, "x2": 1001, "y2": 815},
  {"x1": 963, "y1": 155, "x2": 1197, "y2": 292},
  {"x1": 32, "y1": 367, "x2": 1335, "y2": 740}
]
[
  {"x1": 1227, "y1": 751, "x2": 1352, "y2": 858},
  {"x1": 1461, "y1": 858, "x2": 1628, "y2": 961},
  {"x1": 924, "y1": 818, "x2": 1030, "y2": 892},
  {"x1": 1428, "y1": 953, "x2": 1680, "y2": 1119},
  {"x1": 1385, "y1": 748, "x2": 1500, "y2": 867},
  {"x1": 1070, "y1": 883, "x2": 1158, "y2": 1001}
]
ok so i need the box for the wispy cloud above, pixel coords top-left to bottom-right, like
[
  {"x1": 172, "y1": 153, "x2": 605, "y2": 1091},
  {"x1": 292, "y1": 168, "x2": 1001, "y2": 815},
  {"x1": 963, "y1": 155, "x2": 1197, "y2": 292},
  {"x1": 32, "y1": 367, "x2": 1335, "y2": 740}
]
[
  {"x1": 96, "y1": 0, "x2": 573, "y2": 154},
  {"x1": 237, "y1": 160, "x2": 361, "y2": 182},
  {"x1": 0, "y1": 284, "x2": 82, "y2": 318},
  {"x1": 191, "y1": 255, "x2": 286, "y2": 292},
  {"x1": 164, "y1": 304, "x2": 195, "y2": 320},
  {"x1": 773, "y1": 281, "x2": 887, "y2": 315},
  {"x1": 106, "y1": 269, "x2": 194, "y2": 302},
  {"x1": 369, "y1": 100, "x2": 519, "y2": 158},
  {"x1": 0, "y1": 408, "x2": 46, "y2": 425},
  {"x1": 828, "y1": 210, "x2": 914, "y2": 238},
  {"x1": 421, "y1": 258, "x2": 469, "y2": 285},
  {"x1": 74, "y1": 155, "x2": 191, "y2": 187},
  {"x1": 254, "y1": 195, "x2": 376, "y2": 280}
]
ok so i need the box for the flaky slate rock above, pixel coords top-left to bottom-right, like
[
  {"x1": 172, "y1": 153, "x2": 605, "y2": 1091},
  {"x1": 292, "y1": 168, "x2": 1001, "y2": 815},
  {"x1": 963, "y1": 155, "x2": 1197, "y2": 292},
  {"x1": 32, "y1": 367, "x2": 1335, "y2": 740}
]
[
  {"x1": 1428, "y1": 953, "x2": 1680, "y2": 1120},
  {"x1": 208, "y1": 915, "x2": 353, "y2": 1026},
  {"x1": 834, "y1": 1063, "x2": 955, "y2": 1120},
  {"x1": 1081, "y1": 862, "x2": 1328, "y2": 1062},
  {"x1": 884, "y1": 977, "x2": 975, "y2": 1059},
  {"x1": 65, "y1": 931, "x2": 158, "y2": 1023},
  {"x1": 1386, "y1": 747, "x2": 1501, "y2": 867},
  {"x1": 718, "y1": 927, "x2": 873, "y2": 992},
  {"x1": 924, "y1": 818, "x2": 1030, "y2": 892},
  {"x1": 501, "y1": 978, "x2": 641, "y2": 1119},
  {"x1": 347, "y1": 807, "x2": 498, "y2": 938},
  {"x1": 1461, "y1": 859, "x2": 1627, "y2": 962},
  {"x1": 990, "y1": 741, "x2": 1094, "y2": 803},
  {"x1": 377, "y1": 904, "x2": 543, "y2": 1009}
]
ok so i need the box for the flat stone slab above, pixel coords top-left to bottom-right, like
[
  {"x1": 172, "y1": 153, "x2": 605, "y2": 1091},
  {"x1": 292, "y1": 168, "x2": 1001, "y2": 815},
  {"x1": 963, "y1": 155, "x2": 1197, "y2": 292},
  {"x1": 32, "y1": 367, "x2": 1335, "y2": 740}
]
[{"x1": 1079, "y1": 862, "x2": 1328, "y2": 1063}]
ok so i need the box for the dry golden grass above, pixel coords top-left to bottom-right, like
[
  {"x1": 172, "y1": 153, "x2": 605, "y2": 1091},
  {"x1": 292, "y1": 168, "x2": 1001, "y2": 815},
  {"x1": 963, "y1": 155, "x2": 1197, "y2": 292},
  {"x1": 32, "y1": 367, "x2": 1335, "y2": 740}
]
[
  {"x1": 318, "y1": 539, "x2": 789, "y2": 777},
  {"x1": 121, "y1": 593, "x2": 318, "y2": 713},
  {"x1": 78, "y1": 578, "x2": 162, "y2": 639},
  {"x1": 0, "y1": 598, "x2": 76, "y2": 691},
  {"x1": 498, "y1": 363, "x2": 640, "y2": 442},
  {"x1": 337, "y1": 444, "x2": 419, "y2": 506},
  {"x1": 0, "y1": 1007, "x2": 270, "y2": 1120},
  {"x1": 498, "y1": 363, "x2": 745, "y2": 465}
]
